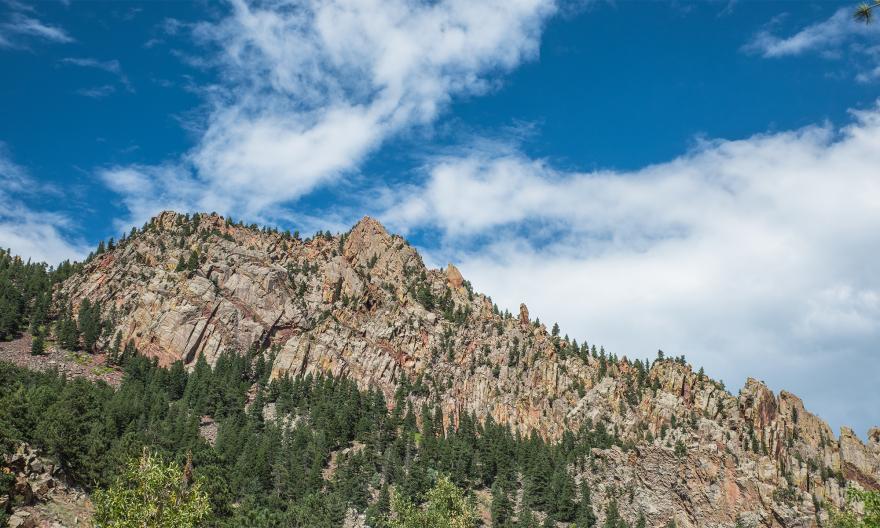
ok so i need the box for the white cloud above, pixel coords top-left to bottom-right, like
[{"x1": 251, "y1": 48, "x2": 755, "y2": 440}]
[
  {"x1": 0, "y1": 13, "x2": 73, "y2": 48},
  {"x1": 99, "y1": 164, "x2": 205, "y2": 232},
  {"x1": 744, "y1": 7, "x2": 880, "y2": 81},
  {"x1": 0, "y1": 147, "x2": 88, "y2": 264},
  {"x1": 60, "y1": 57, "x2": 134, "y2": 92},
  {"x1": 745, "y1": 9, "x2": 853, "y2": 58},
  {"x1": 76, "y1": 84, "x2": 116, "y2": 98},
  {"x1": 89, "y1": 0, "x2": 880, "y2": 433},
  {"x1": 61, "y1": 57, "x2": 122, "y2": 73},
  {"x1": 382, "y1": 105, "x2": 880, "y2": 435},
  {"x1": 104, "y1": 0, "x2": 557, "y2": 222}
]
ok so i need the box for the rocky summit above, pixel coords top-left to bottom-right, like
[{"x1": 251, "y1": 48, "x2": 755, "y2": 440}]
[{"x1": 57, "y1": 211, "x2": 879, "y2": 527}]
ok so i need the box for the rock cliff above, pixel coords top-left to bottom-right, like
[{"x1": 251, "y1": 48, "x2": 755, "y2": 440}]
[{"x1": 57, "y1": 211, "x2": 879, "y2": 527}]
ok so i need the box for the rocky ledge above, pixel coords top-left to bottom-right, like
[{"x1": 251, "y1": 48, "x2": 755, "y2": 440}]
[
  {"x1": 53, "y1": 211, "x2": 879, "y2": 527},
  {"x1": 2, "y1": 444, "x2": 92, "y2": 528}
]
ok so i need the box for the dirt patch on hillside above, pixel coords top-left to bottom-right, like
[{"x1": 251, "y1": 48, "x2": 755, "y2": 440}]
[{"x1": 0, "y1": 335, "x2": 123, "y2": 388}]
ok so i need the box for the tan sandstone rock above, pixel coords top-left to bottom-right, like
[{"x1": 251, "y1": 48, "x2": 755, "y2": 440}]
[{"x1": 55, "y1": 211, "x2": 880, "y2": 528}]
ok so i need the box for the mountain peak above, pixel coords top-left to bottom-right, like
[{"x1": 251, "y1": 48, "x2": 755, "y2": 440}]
[
  {"x1": 50, "y1": 210, "x2": 880, "y2": 526},
  {"x1": 445, "y1": 263, "x2": 464, "y2": 289},
  {"x1": 343, "y1": 215, "x2": 419, "y2": 275},
  {"x1": 351, "y1": 215, "x2": 388, "y2": 234}
]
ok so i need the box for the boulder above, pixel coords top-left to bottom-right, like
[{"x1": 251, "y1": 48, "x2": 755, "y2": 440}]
[
  {"x1": 7, "y1": 510, "x2": 35, "y2": 528},
  {"x1": 31, "y1": 474, "x2": 55, "y2": 500},
  {"x1": 12, "y1": 474, "x2": 34, "y2": 506},
  {"x1": 445, "y1": 263, "x2": 464, "y2": 289}
]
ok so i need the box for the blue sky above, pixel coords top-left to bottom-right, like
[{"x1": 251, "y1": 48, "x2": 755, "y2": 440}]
[{"x1": 2, "y1": 0, "x2": 880, "y2": 436}]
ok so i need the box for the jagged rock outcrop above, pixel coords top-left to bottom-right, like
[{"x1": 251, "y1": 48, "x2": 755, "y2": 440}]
[
  {"x1": 57, "y1": 211, "x2": 880, "y2": 527},
  {"x1": 446, "y1": 263, "x2": 464, "y2": 289},
  {"x1": 1, "y1": 444, "x2": 92, "y2": 527}
]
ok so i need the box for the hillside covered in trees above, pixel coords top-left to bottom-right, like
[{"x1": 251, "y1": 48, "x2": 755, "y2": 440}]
[
  {"x1": 1, "y1": 211, "x2": 878, "y2": 527},
  {"x1": 0, "y1": 350, "x2": 628, "y2": 527}
]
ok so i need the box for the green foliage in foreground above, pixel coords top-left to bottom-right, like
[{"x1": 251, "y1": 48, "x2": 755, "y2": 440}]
[
  {"x1": 388, "y1": 474, "x2": 476, "y2": 528},
  {"x1": 93, "y1": 450, "x2": 211, "y2": 528},
  {"x1": 832, "y1": 488, "x2": 880, "y2": 528}
]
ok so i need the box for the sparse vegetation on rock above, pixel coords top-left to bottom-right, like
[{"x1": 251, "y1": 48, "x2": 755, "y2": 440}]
[{"x1": 0, "y1": 210, "x2": 877, "y2": 527}]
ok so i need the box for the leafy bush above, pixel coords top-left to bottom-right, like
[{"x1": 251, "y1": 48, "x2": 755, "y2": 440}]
[
  {"x1": 93, "y1": 450, "x2": 211, "y2": 528},
  {"x1": 388, "y1": 475, "x2": 476, "y2": 528},
  {"x1": 832, "y1": 488, "x2": 880, "y2": 528}
]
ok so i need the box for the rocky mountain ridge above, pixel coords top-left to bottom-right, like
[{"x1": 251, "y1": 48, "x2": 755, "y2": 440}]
[{"x1": 56, "y1": 210, "x2": 879, "y2": 527}]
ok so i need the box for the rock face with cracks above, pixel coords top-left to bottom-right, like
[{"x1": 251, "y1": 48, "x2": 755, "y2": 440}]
[{"x1": 58, "y1": 211, "x2": 879, "y2": 527}]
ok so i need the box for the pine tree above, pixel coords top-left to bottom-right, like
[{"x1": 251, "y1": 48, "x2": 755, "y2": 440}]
[
  {"x1": 366, "y1": 484, "x2": 391, "y2": 527},
  {"x1": 516, "y1": 506, "x2": 538, "y2": 528},
  {"x1": 525, "y1": 447, "x2": 553, "y2": 511},
  {"x1": 248, "y1": 387, "x2": 265, "y2": 426},
  {"x1": 56, "y1": 305, "x2": 80, "y2": 350},
  {"x1": 674, "y1": 439, "x2": 687, "y2": 458},
  {"x1": 108, "y1": 331, "x2": 122, "y2": 365},
  {"x1": 121, "y1": 339, "x2": 137, "y2": 364},
  {"x1": 78, "y1": 299, "x2": 102, "y2": 353},
  {"x1": 603, "y1": 499, "x2": 622, "y2": 528},
  {"x1": 551, "y1": 467, "x2": 577, "y2": 522},
  {"x1": 30, "y1": 291, "x2": 50, "y2": 334},
  {"x1": 635, "y1": 511, "x2": 647, "y2": 528},
  {"x1": 187, "y1": 250, "x2": 199, "y2": 272},
  {"x1": 576, "y1": 482, "x2": 597, "y2": 528},
  {"x1": 30, "y1": 332, "x2": 45, "y2": 356},
  {"x1": 167, "y1": 360, "x2": 188, "y2": 400},
  {"x1": 491, "y1": 480, "x2": 513, "y2": 528}
]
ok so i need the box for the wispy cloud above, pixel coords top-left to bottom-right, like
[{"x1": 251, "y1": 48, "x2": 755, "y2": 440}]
[
  {"x1": 2, "y1": 1, "x2": 36, "y2": 13},
  {"x1": 90, "y1": 0, "x2": 880, "y2": 433},
  {"x1": 76, "y1": 84, "x2": 116, "y2": 98},
  {"x1": 0, "y1": 145, "x2": 89, "y2": 264},
  {"x1": 60, "y1": 57, "x2": 134, "y2": 93},
  {"x1": 380, "y1": 104, "x2": 880, "y2": 435},
  {"x1": 102, "y1": 0, "x2": 558, "y2": 224},
  {"x1": 98, "y1": 164, "x2": 204, "y2": 232},
  {"x1": 0, "y1": 12, "x2": 73, "y2": 48},
  {"x1": 744, "y1": 7, "x2": 880, "y2": 81},
  {"x1": 118, "y1": 6, "x2": 143, "y2": 22},
  {"x1": 61, "y1": 57, "x2": 125, "y2": 77}
]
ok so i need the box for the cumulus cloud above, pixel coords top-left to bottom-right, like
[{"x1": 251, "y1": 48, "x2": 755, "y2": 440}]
[
  {"x1": 99, "y1": 164, "x2": 207, "y2": 232},
  {"x1": 0, "y1": 147, "x2": 89, "y2": 265},
  {"x1": 103, "y1": 0, "x2": 556, "y2": 223},
  {"x1": 91, "y1": 0, "x2": 880, "y2": 432},
  {"x1": 382, "y1": 106, "x2": 880, "y2": 434}
]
